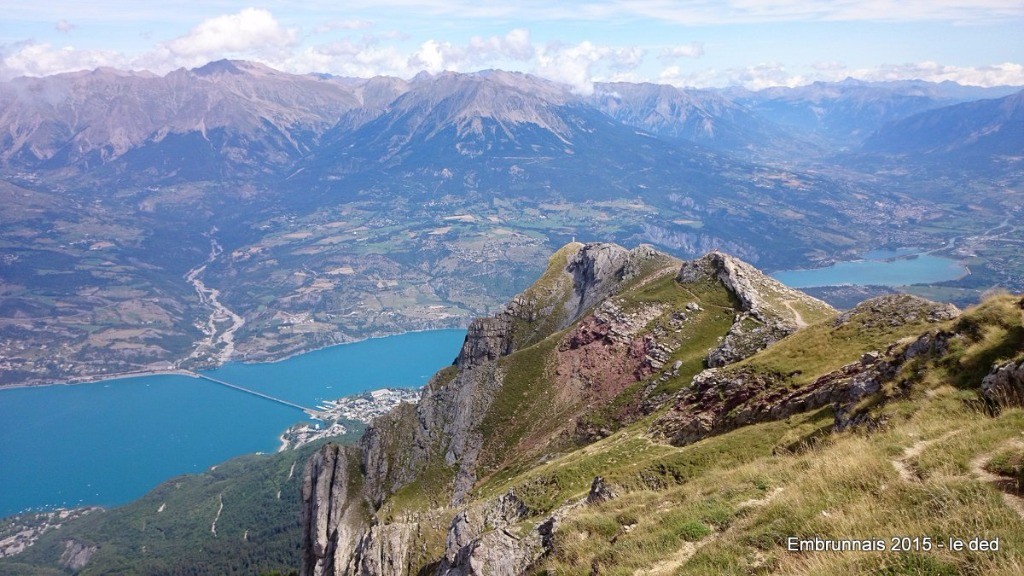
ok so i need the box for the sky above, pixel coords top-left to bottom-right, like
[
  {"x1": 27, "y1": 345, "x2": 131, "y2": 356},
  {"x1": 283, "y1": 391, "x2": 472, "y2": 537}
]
[{"x1": 2, "y1": 1, "x2": 1023, "y2": 93}]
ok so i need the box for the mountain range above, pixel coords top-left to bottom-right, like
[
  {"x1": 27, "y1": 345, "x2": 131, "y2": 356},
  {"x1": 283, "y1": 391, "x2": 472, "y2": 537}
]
[
  {"x1": 2, "y1": 61, "x2": 1020, "y2": 183},
  {"x1": 0, "y1": 61, "x2": 1021, "y2": 389},
  {"x1": 1, "y1": 60, "x2": 1022, "y2": 574}
]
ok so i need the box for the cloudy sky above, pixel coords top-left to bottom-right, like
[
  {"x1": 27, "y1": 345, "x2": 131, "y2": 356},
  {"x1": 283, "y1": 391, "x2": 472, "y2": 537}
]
[{"x1": 3, "y1": 1, "x2": 1023, "y2": 92}]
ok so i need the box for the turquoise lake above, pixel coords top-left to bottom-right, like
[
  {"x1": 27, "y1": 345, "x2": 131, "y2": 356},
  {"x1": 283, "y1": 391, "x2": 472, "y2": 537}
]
[
  {"x1": 0, "y1": 329, "x2": 466, "y2": 519},
  {"x1": 771, "y1": 250, "x2": 968, "y2": 288}
]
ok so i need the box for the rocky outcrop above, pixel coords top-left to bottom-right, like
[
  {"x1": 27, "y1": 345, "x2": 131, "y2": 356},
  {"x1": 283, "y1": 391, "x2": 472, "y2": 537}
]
[
  {"x1": 439, "y1": 491, "x2": 532, "y2": 573},
  {"x1": 982, "y1": 360, "x2": 1024, "y2": 409},
  {"x1": 300, "y1": 444, "x2": 366, "y2": 576},
  {"x1": 299, "y1": 244, "x2": 845, "y2": 575},
  {"x1": 59, "y1": 540, "x2": 97, "y2": 571},
  {"x1": 348, "y1": 523, "x2": 418, "y2": 576},
  {"x1": 440, "y1": 525, "x2": 547, "y2": 576},
  {"x1": 586, "y1": 476, "x2": 617, "y2": 504},
  {"x1": 455, "y1": 316, "x2": 515, "y2": 368},
  {"x1": 438, "y1": 489, "x2": 586, "y2": 576},
  {"x1": 566, "y1": 243, "x2": 663, "y2": 318},
  {"x1": 678, "y1": 251, "x2": 835, "y2": 366},
  {"x1": 554, "y1": 299, "x2": 668, "y2": 413},
  {"x1": 833, "y1": 294, "x2": 960, "y2": 328},
  {"x1": 655, "y1": 348, "x2": 884, "y2": 446},
  {"x1": 653, "y1": 295, "x2": 960, "y2": 446},
  {"x1": 453, "y1": 243, "x2": 665, "y2": 370}
]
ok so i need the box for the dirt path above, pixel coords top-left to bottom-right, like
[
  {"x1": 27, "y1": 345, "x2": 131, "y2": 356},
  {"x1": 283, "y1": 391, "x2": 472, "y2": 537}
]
[
  {"x1": 636, "y1": 488, "x2": 783, "y2": 576},
  {"x1": 891, "y1": 431, "x2": 959, "y2": 482},
  {"x1": 969, "y1": 442, "x2": 1024, "y2": 520},
  {"x1": 893, "y1": 433, "x2": 1023, "y2": 519},
  {"x1": 782, "y1": 300, "x2": 808, "y2": 328}
]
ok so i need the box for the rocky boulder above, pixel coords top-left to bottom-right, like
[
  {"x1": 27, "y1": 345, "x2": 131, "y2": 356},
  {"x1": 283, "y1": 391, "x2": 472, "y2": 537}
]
[{"x1": 982, "y1": 360, "x2": 1024, "y2": 409}]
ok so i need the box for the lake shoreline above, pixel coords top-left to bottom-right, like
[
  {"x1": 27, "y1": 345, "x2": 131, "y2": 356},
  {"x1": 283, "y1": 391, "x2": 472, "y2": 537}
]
[
  {"x1": 0, "y1": 329, "x2": 468, "y2": 519},
  {"x1": 1, "y1": 326, "x2": 468, "y2": 391},
  {"x1": 771, "y1": 248, "x2": 969, "y2": 290}
]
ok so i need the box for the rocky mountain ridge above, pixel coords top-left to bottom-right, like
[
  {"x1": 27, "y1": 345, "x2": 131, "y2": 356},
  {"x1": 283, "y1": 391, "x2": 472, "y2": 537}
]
[
  {"x1": 298, "y1": 242, "x2": 836, "y2": 575},
  {"x1": 3, "y1": 61, "x2": 1017, "y2": 183},
  {"x1": 861, "y1": 88, "x2": 1024, "y2": 158},
  {"x1": 0, "y1": 60, "x2": 360, "y2": 179},
  {"x1": 296, "y1": 241, "x2": 1024, "y2": 575}
]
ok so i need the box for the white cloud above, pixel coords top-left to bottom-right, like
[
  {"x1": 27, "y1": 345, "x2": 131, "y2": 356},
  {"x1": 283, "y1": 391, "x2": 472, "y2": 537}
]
[
  {"x1": 407, "y1": 29, "x2": 536, "y2": 74},
  {"x1": 55, "y1": 19, "x2": 76, "y2": 33},
  {"x1": 278, "y1": 41, "x2": 410, "y2": 78},
  {"x1": 469, "y1": 28, "x2": 535, "y2": 62},
  {"x1": 535, "y1": 41, "x2": 646, "y2": 95},
  {"x1": 849, "y1": 61, "x2": 1024, "y2": 86},
  {"x1": 658, "y1": 43, "x2": 704, "y2": 62},
  {"x1": 158, "y1": 8, "x2": 297, "y2": 63},
  {"x1": 659, "y1": 60, "x2": 1024, "y2": 90},
  {"x1": 660, "y1": 62, "x2": 807, "y2": 90},
  {"x1": 1, "y1": 42, "x2": 127, "y2": 78},
  {"x1": 409, "y1": 39, "x2": 450, "y2": 74}
]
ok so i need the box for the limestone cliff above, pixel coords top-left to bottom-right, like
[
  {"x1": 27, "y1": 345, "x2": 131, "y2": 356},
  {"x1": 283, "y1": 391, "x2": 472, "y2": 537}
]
[
  {"x1": 300, "y1": 444, "x2": 367, "y2": 576},
  {"x1": 678, "y1": 251, "x2": 835, "y2": 366}
]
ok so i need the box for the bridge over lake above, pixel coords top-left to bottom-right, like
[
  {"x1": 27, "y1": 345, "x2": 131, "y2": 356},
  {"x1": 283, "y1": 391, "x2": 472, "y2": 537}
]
[{"x1": 187, "y1": 372, "x2": 320, "y2": 417}]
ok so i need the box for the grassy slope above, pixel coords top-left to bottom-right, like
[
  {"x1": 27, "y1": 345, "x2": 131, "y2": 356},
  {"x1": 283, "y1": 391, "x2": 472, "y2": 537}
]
[
  {"x1": 391, "y1": 291, "x2": 1022, "y2": 575},
  {"x1": 476, "y1": 270, "x2": 741, "y2": 495},
  {"x1": 530, "y1": 294, "x2": 1024, "y2": 575},
  {"x1": 372, "y1": 271, "x2": 1022, "y2": 575}
]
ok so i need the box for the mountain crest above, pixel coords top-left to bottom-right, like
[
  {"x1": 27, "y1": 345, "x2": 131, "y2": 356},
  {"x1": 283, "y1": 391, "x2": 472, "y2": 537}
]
[
  {"x1": 300, "y1": 244, "x2": 840, "y2": 575},
  {"x1": 679, "y1": 250, "x2": 835, "y2": 365}
]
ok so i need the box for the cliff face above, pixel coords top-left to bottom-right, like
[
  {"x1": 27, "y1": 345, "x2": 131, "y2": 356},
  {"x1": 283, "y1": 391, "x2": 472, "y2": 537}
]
[
  {"x1": 300, "y1": 444, "x2": 366, "y2": 576},
  {"x1": 678, "y1": 251, "x2": 835, "y2": 366},
  {"x1": 301, "y1": 242, "x2": 686, "y2": 574}
]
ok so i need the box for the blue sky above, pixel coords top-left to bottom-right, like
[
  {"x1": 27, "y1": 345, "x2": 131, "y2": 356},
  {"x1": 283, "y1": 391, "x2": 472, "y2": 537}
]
[{"x1": 3, "y1": 1, "x2": 1022, "y2": 91}]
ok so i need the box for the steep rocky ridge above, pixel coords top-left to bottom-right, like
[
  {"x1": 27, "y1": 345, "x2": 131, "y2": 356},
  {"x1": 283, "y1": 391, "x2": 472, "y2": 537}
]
[
  {"x1": 295, "y1": 242, "x2": 1023, "y2": 575},
  {"x1": 677, "y1": 251, "x2": 836, "y2": 366},
  {"x1": 360, "y1": 243, "x2": 673, "y2": 508},
  {"x1": 0, "y1": 60, "x2": 360, "y2": 181},
  {"x1": 299, "y1": 243, "x2": 838, "y2": 575},
  {"x1": 652, "y1": 295, "x2": 962, "y2": 446}
]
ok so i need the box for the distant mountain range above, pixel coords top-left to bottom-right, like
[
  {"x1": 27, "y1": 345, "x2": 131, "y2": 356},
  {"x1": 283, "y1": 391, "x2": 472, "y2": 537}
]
[
  {"x1": 729, "y1": 78, "x2": 1020, "y2": 149},
  {"x1": 0, "y1": 60, "x2": 1021, "y2": 387},
  {"x1": 862, "y1": 89, "x2": 1024, "y2": 158},
  {"x1": 1, "y1": 60, "x2": 1019, "y2": 186}
]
